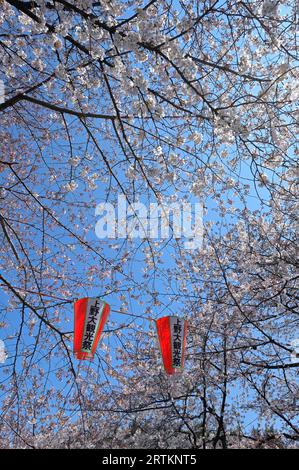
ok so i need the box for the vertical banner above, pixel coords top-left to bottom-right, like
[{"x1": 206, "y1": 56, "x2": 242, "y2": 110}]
[
  {"x1": 74, "y1": 297, "x2": 110, "y2": 360},
  {"x1": 156, "y1": 316, "x2": 187, "y2": 374}
]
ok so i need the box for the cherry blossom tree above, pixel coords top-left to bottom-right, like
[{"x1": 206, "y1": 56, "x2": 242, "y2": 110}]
[{"x1": 0, "y1": 0, "x2": 298, "y2": 448}]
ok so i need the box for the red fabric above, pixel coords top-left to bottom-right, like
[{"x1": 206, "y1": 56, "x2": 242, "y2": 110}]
[
  {"x1": 74, "y1": 298, "x2": 89, "y2": 360},
  {"x1": 73, "y1": 298, "x2": 110, "y2": 360},
  {"x1": 156, "y1": 316, "x2": 188, "y2": 374},
  {"x1": 156, "y1": 316, "x2": 173, "y2": 374}
]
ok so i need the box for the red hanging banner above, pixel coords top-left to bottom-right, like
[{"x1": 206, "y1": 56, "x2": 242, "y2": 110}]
[
  {"x1": 73, "y1": 297, "x2": 110, "y2": 360},
  {"x1": 156, "y1": 316, "x2": 187, "y2": 375}
]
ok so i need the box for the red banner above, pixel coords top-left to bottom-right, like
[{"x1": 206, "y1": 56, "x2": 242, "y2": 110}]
[
  {"x1": 74, "y1": 297, "x2": 110, "y2": 360},
  {"x1": 156, "y1": 316, "x2": 187, "y2": 374}
]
